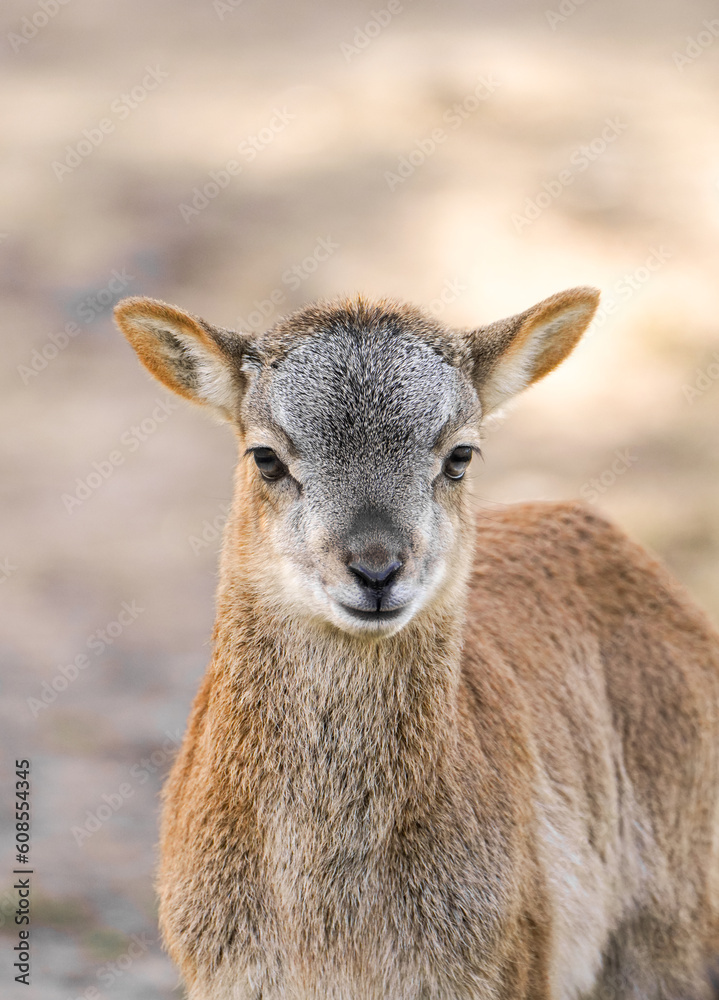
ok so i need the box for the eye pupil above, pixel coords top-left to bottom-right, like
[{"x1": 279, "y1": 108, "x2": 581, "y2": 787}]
[
  {"x1": 253, "y1": 448, "x2": 287, "y2": 482},
  {"x1": 443, "y1": 446, "x2": 473, "y2": 481}
]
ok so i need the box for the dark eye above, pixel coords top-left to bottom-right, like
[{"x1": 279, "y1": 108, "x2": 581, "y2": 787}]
[
  {"x1": 253, "y1": 448, "x2": 288, "y2": 482},
  {"x1": 443, "y1": 446, "x2": 473, "y2": 481}
]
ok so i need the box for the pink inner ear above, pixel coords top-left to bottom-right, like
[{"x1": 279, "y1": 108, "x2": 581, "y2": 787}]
[
  {"x1": 470, "y1": 287, "x2": 599, "y2": 413},
  {"x1": 518, "y1": 293, "x2": 599, "y2": 383},
  {"x1": 115, "y1": 299, "x2": 215, "y2": 404}
]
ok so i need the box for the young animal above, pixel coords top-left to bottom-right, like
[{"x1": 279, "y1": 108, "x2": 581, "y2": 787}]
[{"x1": 116, "y1": 287, "x2": 719, "y2": 1000}]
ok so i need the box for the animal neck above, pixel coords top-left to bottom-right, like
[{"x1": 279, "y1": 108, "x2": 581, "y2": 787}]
[{"x1": 208, "y1": 558, "x2": 469, "y2": 843}]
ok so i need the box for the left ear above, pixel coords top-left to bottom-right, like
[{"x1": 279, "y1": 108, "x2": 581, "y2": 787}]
[
  {"x1": 461, "y1": 286, "x2": 600, "y2": 414},
  {"x1": 115, "y1": 296, "x2": 252, "y2": 421}
]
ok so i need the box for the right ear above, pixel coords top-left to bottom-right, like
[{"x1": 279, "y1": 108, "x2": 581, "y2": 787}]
[
  {"x1": 461, "y1": 286, "x2": 600, "y2": 414},
  {"x1": 114, "y1": 297, "x2": 250, "y2": 421}
]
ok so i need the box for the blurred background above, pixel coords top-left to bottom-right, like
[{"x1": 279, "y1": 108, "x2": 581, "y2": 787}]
[{"x1": 1, "y1": 0, "x2": 719, "y2": 996}]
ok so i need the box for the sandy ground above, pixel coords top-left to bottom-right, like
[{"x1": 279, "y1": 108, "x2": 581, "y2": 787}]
[{"x1": 1, "y1": 0, "x2": 719, "y2": 996}]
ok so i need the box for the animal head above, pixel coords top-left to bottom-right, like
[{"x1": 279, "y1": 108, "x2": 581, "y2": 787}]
[{"x1": 115, "y1": 287, "x2": 598, "y2": 636}]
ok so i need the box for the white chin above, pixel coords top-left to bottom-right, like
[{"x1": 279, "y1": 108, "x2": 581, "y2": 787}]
[{"x1": 327, "y1": 599, "x2": 416, "y2": 635}]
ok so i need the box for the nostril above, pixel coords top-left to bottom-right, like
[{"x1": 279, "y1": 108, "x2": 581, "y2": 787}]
[{"x1": 348, "y1": 560, "x2": 402, "y2": 589}]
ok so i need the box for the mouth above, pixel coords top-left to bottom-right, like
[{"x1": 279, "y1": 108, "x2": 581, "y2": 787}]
[{"x1": 338, "y1": 603, "x2": 407, "y2": 623}]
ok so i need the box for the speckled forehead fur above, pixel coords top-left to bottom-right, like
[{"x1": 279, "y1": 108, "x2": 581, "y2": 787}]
[{"x1": 241, "y1": 297, "x2": 479, "y2": 465}]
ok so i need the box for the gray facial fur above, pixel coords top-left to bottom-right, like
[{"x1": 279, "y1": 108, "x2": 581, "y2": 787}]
[{"x1": 240, "y1": 301, "x2": 480, "y2": 629}]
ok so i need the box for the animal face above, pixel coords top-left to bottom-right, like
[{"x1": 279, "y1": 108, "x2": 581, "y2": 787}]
[
  {"x1": 238, "y1": 313, "x2": 481, "y2": 633},
  {"x1": 115, "y1": 287, "x2": 599, "y2": 635}
]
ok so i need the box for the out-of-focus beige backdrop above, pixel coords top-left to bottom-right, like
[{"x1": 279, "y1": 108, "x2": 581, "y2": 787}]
[{"x1": 1, "y1": 0, "x2": 718, "y2": 996}]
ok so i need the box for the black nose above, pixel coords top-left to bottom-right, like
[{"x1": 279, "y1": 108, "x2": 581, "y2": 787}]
[{"x1": 348, "y1": 559, "x2": 401, "y2": 590}]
